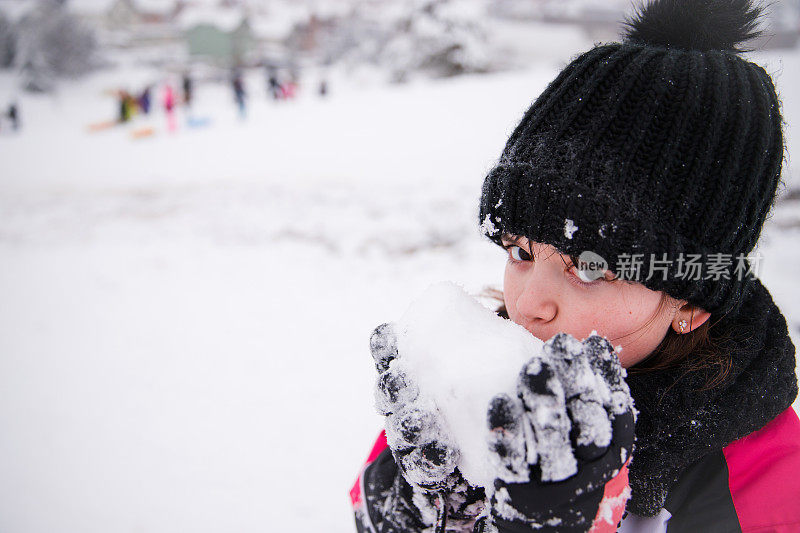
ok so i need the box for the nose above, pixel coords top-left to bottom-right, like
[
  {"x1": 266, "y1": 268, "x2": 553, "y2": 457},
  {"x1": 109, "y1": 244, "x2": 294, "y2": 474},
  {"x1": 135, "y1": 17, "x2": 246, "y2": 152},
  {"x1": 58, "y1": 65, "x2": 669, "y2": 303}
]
[{"x1": 514, "y1": 264, "x2": 559, "y2": 328}]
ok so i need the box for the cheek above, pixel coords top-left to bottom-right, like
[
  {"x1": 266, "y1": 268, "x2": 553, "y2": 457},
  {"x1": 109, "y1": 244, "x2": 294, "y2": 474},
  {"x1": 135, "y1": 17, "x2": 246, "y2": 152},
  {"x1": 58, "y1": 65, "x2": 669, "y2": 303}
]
[
  {"x1": 503, "y1": 264, "x2": 518, "y2": 310},
  {"x1": 594, "y1": 291, "x2": 670, "y2": 368},
  {"x1": 502, "y1": 264, "x2": 520, "y2": 315},
  {"x1": 503, "y1": 267, "x2": 670, "y2": 368},
  {"x1": 567, "y1": 299, "x2": 626, "y2": 342}
]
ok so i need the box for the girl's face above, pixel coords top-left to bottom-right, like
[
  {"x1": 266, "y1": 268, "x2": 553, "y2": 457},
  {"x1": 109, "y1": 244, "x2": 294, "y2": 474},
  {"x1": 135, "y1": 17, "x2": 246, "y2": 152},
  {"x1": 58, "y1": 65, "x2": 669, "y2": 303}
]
[{"x1": 501, "y1": 235, "x2": 677, "y2": 368}]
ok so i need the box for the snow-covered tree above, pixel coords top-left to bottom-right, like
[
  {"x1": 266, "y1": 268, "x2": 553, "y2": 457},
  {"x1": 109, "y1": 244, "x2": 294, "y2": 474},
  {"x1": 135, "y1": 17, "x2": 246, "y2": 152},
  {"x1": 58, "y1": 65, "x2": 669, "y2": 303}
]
[
  {"x1": 0, "y1": 9, "x2": 15, "y2": 68},
  {"x1": 379, "y1": 0, "x2": 491, "y2": 81},
  {"x1": 14, "y1": 0, "x2": 98, "y2": 91},
  {"x1": 308, "y1": 0, "x2": 493, "y2": 82}
]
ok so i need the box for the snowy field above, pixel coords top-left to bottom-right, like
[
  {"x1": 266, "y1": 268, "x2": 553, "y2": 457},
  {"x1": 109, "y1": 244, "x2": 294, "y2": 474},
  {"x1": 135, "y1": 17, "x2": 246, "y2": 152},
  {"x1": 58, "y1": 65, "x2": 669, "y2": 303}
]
[{"x1": 1, "y1": 48, "x2": 799, "y2": 533}]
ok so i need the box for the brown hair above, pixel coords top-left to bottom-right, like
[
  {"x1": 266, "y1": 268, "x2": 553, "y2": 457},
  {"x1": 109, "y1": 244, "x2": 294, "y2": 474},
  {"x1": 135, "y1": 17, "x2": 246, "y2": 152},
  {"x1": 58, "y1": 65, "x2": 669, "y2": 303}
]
[{"x1": 480, "y1": 287, "x2": 730, "y2": 391}]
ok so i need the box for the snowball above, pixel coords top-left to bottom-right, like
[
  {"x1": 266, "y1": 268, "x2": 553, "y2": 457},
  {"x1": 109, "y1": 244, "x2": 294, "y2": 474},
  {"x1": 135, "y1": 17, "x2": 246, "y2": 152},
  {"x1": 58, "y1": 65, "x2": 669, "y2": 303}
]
[{"x1": 395, "y1": 281, "x2": 544, "y2": 488}]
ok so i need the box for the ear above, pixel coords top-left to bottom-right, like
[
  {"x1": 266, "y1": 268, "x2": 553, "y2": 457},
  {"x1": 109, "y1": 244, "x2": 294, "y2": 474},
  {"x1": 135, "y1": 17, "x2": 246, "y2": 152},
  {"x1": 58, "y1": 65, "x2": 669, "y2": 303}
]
[{"x1": 672, "y1": 302, "x2": 711, "y2": 334}]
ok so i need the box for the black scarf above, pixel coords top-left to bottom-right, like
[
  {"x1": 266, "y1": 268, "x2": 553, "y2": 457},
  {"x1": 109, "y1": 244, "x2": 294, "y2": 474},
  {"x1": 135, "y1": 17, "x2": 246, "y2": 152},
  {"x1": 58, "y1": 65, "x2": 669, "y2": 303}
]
[{"x1": 625, "y1": 278, "x2": 798, "y2": 517}]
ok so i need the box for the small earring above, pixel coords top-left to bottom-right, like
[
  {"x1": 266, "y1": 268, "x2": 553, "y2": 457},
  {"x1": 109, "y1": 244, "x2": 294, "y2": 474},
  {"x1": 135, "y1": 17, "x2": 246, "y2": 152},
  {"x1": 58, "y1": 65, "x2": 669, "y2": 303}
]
[{"x1": 678, "y1": 319, "x2": 688, "y2": 333}]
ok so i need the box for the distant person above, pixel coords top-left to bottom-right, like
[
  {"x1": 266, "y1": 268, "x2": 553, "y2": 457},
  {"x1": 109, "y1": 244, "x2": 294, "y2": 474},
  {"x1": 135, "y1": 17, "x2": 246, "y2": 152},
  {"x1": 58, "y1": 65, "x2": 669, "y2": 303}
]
[
  {"x1": 138, "y1": 86, "x2": 152, "y2": 115},
  {"x1": 232, "y1": 72, "x2": 246, "y2": 119},
  {"x1": 283, "y1": 68, "x2": 299, "y2": 100},
  {"x1": 318, "y1": 79, "x2": 328, "y2": 98},
  {"x1": 7, "y1": 101, "x2": 19, "y2": 130},
  {"x1": 118, "y1": 91, "x2": 132, "y2": 123},
  {"x1": 163, "y1": 84, "x2": 177, "y2": 132},
  {"x1": 267, "y1": 66, "x2": 281, "y2": 100},
  {"x1": 182, "y1": 73, "x2": 193, "y2": 107}
]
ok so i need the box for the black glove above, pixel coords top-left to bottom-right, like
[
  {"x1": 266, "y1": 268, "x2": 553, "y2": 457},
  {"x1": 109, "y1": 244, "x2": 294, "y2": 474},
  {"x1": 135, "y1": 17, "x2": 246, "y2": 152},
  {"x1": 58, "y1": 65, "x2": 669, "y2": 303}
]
[
  {"x1": 371, "y1": 323, "x2": 486, "y2": 531},
  {"x1": 474, "y1": 333, "x2": 636, "y2": 533}
]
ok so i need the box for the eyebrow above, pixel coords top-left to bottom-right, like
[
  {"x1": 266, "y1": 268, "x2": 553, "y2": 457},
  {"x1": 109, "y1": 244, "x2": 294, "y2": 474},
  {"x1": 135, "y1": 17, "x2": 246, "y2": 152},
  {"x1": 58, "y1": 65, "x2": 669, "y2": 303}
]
[
  {"x1": 501, "y1": 235, "x2": 561, "y2": 261},
  {"x1": 500, "y1": 233, "x2": 524, "y2": 244}
]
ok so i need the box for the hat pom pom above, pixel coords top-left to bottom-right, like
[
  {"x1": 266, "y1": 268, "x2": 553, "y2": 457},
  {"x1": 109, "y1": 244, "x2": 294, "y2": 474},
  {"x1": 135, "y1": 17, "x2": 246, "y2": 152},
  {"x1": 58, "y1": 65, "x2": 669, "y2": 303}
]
[{"x1": 622, "y1": 0, "x2": 766, "y2": 53}]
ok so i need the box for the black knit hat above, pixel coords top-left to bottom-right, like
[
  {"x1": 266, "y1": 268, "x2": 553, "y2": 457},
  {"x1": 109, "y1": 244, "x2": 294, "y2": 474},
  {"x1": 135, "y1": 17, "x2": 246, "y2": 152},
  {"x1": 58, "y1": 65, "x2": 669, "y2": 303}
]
[{"x1": 479, "y1": 0, "x2": 785, "y2": 317}]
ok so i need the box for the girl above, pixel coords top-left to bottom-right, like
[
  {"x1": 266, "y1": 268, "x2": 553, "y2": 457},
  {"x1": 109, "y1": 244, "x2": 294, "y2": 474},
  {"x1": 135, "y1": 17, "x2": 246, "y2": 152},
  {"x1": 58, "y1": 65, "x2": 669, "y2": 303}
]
[{"x1": 352, "y1": 0, "x2": 800, "y2": 531}]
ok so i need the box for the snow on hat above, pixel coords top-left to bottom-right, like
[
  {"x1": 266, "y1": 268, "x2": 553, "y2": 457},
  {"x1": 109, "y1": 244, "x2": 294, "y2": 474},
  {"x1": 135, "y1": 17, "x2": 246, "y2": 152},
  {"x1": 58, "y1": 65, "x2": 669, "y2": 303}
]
[{"x1": 479, "y1": 0, "x2": 785, "y2": 317}]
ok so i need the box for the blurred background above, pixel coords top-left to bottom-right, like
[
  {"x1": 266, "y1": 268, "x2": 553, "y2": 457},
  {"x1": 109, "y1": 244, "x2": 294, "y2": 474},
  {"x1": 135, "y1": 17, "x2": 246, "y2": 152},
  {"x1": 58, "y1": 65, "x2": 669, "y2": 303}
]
[{"x1": 0, "y1": 1, "x2": 798, "y2": 531}]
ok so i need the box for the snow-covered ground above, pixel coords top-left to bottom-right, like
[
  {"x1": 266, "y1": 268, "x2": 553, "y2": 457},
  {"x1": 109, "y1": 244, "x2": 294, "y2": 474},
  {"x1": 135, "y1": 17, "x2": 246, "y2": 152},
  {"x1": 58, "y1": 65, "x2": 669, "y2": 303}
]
[{"x1": 1, "y1": 47, "x2": 799, "y2": 533}]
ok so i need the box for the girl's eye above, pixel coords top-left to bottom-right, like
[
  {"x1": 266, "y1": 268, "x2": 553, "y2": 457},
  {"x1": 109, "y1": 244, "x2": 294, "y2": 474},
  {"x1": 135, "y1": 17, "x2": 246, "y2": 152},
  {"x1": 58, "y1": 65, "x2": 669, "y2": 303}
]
[
  {"x1": 506, "y1": 245, "x2": 532, "y2": 262},
  {"x1": 566, "y1": 259, "x2": 616, "y2": 286},
  {"x1": 569, "y1": 265, "x2": 598, "y2": 284}
]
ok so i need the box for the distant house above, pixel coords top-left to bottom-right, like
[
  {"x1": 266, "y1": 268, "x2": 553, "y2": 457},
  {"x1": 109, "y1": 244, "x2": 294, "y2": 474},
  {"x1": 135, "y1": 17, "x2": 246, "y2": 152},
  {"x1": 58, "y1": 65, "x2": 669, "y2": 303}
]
[
  {"x1": 134, "y1": 0, "x2": 181, "y2": 24},
  {"x1": 285, "y1": 13, "x2": 340, "y2": 55},
  {"x1": 177, "y1": 6, "x2": 255, "y2": 65}
]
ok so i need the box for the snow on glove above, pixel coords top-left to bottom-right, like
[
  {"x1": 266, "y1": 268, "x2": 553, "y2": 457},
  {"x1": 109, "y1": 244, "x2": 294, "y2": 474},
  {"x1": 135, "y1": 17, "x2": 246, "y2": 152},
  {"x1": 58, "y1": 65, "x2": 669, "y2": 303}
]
[
  {"x1": 474, "y1": 332, "x2": 636, "y2": 533},
  {"x1": 371, "y1": 323, "x2": 486, "y2": 531}
]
